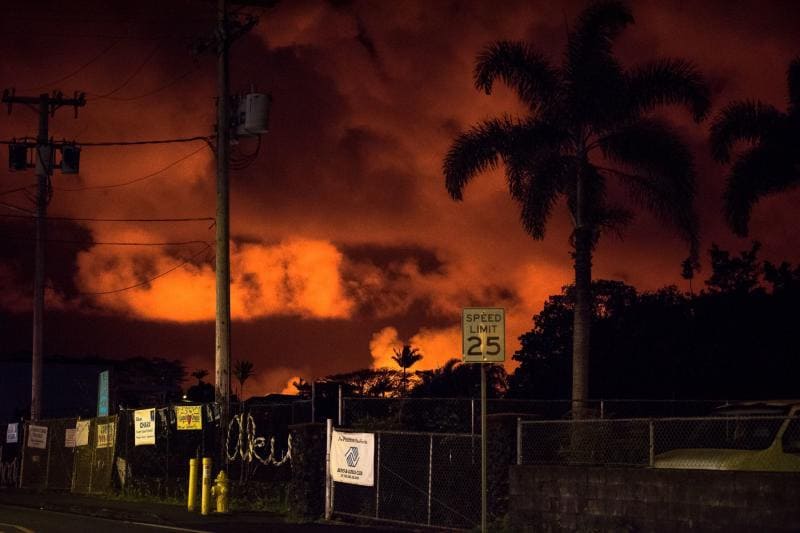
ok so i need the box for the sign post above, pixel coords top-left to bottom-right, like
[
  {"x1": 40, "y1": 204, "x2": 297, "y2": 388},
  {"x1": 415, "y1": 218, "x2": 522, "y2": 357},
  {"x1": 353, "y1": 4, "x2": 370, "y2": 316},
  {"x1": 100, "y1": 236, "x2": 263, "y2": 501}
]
[{"x1": 462, "y1": 307, "x2": 505, "y2": 533}]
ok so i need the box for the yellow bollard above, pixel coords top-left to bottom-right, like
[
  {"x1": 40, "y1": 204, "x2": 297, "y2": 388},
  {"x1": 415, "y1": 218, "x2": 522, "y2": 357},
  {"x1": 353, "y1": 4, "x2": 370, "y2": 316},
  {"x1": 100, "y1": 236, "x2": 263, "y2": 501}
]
[
  {"x1": 200, "y1": 457, "x2": 212, "y2": 515},
  {"x1": 187, "y1": 458, "x2": 199, "y2": 512},
  {"x1": 211, "y1": 470, "x2": 230, "y2": 514}
]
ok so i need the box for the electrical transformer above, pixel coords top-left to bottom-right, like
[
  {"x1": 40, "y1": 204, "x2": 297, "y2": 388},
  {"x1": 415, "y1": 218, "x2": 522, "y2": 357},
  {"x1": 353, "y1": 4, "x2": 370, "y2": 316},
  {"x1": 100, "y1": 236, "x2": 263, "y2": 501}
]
[{"x1": 235, "y1": 93, "x2": 271, "y2": 137}]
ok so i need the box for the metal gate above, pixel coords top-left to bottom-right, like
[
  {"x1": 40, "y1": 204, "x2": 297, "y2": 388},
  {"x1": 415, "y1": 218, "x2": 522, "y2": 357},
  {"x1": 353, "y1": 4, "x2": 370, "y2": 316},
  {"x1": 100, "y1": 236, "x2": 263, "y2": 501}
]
[{"x1": 329, "y1": 428, "x2": 480, "y2": 530}]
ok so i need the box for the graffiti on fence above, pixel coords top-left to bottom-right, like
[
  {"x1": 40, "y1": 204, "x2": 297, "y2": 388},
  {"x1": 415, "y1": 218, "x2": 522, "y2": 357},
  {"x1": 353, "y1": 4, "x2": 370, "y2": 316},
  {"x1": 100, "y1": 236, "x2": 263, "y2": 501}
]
[
  {"x1": 225, "y1": 413, "x2": 291, "y2": 466},
  {"x1": 0, "y1": 457, "x2": 19, "y2": 486}
]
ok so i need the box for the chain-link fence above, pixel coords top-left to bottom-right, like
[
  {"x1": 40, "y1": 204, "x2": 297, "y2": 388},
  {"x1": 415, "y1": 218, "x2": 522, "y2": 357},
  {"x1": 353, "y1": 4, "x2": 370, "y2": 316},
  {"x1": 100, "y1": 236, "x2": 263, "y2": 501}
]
[
  {"x1": 1, "y1": 421, "x2": 22, "y2": 487},
  {"x1": 116, "y1": 406, "x2": 219, "y2": 498},
  {"x1": 342, "y1": 398, "x2": 580, "y2": 433},
  {"x1": 18, "y1": 416, "x2": 118, "y2": 492},
  {"x1": 341, "y1": 398, "x2": 731, "y2": 432},
  {"x1": 332, "y1": 429, "x2": 481, "y2": 530},
  {"x1": 519, "y1": 413, "x2": 800, "y2": 471}
]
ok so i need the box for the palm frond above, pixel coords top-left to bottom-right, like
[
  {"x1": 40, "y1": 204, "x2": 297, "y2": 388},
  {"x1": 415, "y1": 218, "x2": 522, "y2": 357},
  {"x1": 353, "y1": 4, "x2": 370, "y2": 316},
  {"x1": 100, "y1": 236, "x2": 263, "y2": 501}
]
[
  {"x1": 443, "y1": 117, "x2": 515, "y2": 200},
  {"x1": 474, "y1": 41, "x2": 560, "y2": 110},
  {"x1": 595, "y1": 204, "x2": 634, "y2": 239},
  {"x1": 568, "y1": 0, "x2": 634, "y2": 64},
  {"x1": 519, "y1": 154, "x2": 573, "y2": 239},
  {"x1": 598, "y1": 118, "x2": 699, "y2": 255},
  {"x1": 724, "y1": 144, "x2": 800, "y2": 236},
  {"x1": 565, "y1": 1, "x2": 633, "y2": 129},
  {"x1": 626, "y1": 58, "x2": 710, "y2": 122},
  {"x1": 788, "y1": 57, "x2": 800, "y2": 112},
  {"x1": 709, "y1": 100, "x2": 784, "y2": 163}
]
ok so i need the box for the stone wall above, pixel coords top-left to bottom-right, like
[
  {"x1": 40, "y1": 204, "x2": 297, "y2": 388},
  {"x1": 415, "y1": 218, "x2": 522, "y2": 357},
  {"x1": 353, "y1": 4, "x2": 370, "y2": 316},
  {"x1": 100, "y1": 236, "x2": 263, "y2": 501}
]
[{"x1": 509, "y1": 465, "x2": 800, "y2": 532}]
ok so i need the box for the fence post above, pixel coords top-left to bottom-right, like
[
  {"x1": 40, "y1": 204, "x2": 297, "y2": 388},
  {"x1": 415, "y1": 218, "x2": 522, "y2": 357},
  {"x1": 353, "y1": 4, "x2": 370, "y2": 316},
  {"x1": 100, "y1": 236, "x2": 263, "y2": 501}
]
[
  {"x1": 648, "y1": 419, "x2": 655, "y2": 467},
  {"x1": 325, "y1": 418, "x2": 332, "y2": 520},
  {"x1": 516, "y1": 417, "x2": 522, "y2": 465},
  {"x1": 600, "y1": 400, "x2": 605, "y2": 419},
  {"x1": 311, "y1": 382, "x2": 316, "y2": 423},
  {"x1": 338, "y1": 385, "x2": 343, "y2": 426},
  {"x1": 427, "y1": 434, "x2": 433, "y2": 526},
  {"x1": 44, "y1": 421, "x2": 52, "y2": 489},
  {"x1": 375, "y1": 432, "x2": 380, "y2": 519}
]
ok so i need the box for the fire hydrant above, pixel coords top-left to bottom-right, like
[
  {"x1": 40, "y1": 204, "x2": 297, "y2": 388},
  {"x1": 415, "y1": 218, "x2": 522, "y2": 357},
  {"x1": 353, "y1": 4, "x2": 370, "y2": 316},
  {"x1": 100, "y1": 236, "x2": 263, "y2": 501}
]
[{"x1": 211, "y1": 470, "x2": 229, "y2": 514}]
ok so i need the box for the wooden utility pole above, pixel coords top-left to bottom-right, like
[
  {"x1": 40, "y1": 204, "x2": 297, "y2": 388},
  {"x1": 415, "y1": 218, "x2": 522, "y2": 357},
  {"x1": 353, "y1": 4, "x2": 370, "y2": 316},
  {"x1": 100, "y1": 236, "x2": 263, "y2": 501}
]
[
  {"x1": 2, "y1": 90, "x2": 85, "y2": 421},
  {"x1": 215, "y1": 0, "x2": 232, "y2": 434}
]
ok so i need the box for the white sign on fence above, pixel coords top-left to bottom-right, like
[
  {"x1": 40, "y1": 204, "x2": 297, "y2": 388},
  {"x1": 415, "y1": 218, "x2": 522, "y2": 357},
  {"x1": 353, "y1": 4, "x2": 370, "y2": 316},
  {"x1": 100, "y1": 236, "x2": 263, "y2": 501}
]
[
  {"x1": 6, "y1": 423, "x2": 18, "y2": 444},
  {"x1": 75, "y1": 420, "x2": 90, "y2": 447},
  {"x1": 134, "y1": 408, "x2": 156, "y2": 446},
  {"x1": 65, "y1": 428, "x2": 76, "y2": 448},
  {"x1": 330, "y1": 430, "x2": 374, "y2": 486},
  {"x1": 27, "y1": 425, "x2": 48, "y2": 449},
  {"x1": 97, "y1": 422, "x2": 115, "y2": 449}
]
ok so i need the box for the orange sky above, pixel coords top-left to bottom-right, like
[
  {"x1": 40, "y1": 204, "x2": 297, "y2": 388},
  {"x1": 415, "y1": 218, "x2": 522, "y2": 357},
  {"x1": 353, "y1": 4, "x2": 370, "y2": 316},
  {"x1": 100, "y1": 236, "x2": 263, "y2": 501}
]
[{"x1": 1, "y1": 0, "x2": 799, "y2": 397}]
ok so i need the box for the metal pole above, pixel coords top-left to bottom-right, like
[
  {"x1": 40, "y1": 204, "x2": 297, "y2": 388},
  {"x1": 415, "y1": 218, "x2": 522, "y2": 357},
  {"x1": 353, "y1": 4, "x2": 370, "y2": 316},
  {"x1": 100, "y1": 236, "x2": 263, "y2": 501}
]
[
  {"x1": 338, "y1": 385, "x2": 343, "y2": 426},
  {"x1": 325, "y1": 419, "x2": 332, "y2": 520},
  {"x1": 471, "y1": 397, "x2": 475, "y2": 464},
  {"x1": 427, "y1": 434, "x2": 433, "y2": 526},
  {"x1": 311, "y1": 382, "x2": 316, "y2": 423},
  {"x1": 481, "y1": 364, "x2": 487, "y2": 533},
  {"x1": 375, "y1": 432, "x2": 380, "y2": 519},
  {"x1": 516, "y1": 416, "x2": 522, "y2": 465},
  {"x1": 215, "y1": 0, "x2": 232, "y2": 447},
  {"x1": 648, "y1": 420, "x2": 654, "y2": 467},
  {"x1": 31, "y1": 94, "x2": 49, "y2": 422}
]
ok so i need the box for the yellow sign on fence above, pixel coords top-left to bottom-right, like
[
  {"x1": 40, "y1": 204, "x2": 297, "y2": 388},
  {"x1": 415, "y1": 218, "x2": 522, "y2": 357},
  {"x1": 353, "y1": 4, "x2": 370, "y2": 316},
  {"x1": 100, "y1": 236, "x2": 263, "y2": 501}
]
[{"x1": 176, "y1": 406, "x2": 203, "y2": 430}]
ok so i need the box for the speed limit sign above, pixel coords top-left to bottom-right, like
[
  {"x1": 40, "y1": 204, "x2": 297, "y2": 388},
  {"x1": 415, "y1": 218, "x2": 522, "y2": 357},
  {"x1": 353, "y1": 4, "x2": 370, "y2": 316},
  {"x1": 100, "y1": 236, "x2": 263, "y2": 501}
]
[{"x1": 462, "y1": 308, "x2": 505, "y2": 363}]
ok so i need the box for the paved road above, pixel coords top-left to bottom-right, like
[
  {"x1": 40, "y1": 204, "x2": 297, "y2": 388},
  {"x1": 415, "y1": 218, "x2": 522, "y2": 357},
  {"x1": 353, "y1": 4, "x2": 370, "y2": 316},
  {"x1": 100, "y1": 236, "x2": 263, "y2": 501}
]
[{"x1": 0, "y1": 504, "x2": 211, "y2": 533}]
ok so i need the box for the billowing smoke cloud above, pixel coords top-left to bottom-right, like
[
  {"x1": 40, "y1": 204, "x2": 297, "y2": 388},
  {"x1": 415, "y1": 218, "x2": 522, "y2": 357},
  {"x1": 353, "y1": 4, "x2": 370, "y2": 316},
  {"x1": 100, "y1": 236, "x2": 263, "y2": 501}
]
[{"x1": 76, "y1": 238, "x2": 355, "y2": 321}]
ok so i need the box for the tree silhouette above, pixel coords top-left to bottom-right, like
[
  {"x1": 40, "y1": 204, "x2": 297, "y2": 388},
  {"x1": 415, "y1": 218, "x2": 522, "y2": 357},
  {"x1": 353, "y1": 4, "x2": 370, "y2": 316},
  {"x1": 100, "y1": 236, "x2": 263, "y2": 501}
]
[
  {"x1": 710, "y1": 57, "x2": 800, "y2": 236},
  {"x1": 443, "y1": 0, "x2": 709, "y2": 413},
  {"x1": 190, "y1": 368, "x2": 209, "y2": 385},
  {"x1": 233, "y1": 360, "x2": 255, "y2": 402},
  {"x1": 392, "y1": 344, "x2": 423, "y2": 395}
]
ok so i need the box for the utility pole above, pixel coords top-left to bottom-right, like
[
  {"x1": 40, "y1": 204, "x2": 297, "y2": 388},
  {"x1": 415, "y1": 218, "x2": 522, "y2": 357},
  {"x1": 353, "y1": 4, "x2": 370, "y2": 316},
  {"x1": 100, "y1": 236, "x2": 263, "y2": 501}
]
[
  {"x1": 215, "y1": 0, "x2": 232, "y2": 438},
  {"x1": 205, "y1": 0, "x2": 259, "y2": 449},
  {"x1": 2, "y1": 90, "x2": 86, "y2": 421}
]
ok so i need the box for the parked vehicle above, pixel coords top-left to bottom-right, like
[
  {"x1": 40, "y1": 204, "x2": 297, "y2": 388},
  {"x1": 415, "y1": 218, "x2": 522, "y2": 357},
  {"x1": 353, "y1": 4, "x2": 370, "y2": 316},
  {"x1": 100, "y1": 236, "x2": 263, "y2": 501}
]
[{"x1": 654, "y1": 401, "x2": 800, "y2": 472}]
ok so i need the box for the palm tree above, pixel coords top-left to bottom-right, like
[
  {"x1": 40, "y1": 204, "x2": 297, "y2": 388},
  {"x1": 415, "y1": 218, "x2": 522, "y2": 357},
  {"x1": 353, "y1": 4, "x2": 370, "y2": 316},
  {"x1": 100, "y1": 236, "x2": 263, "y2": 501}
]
[
  {"x1": 392, "y1": 344, "x2": 423, "y2": 395},
  {"x1": 190, "y1": 369, "x2": 209, "y2": 386},
  {"x1": 710, "y1": 57, "x2": 800, "y2": 236},
  {"x1": 443, "y1": 1, "x2": 709, "y2": 415},
  {"x1": 233, "y1": 360, "x2": 255, "y2": 402}
]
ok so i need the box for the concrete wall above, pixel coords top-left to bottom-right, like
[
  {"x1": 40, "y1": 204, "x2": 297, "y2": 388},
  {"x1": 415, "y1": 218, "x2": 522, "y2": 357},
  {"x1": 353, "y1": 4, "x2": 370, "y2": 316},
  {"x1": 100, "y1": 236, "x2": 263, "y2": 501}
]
[{"x1": 509, "y1": 465, "x2": 800, "y2": 532}]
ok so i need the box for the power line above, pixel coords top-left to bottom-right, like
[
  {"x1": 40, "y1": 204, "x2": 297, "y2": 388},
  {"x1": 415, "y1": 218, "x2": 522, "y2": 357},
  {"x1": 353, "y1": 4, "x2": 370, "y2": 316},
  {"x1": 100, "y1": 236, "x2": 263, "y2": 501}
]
[
  {"x1": 0, "y1": 135, "x2": 212, "y2": 146},
  {"x1": 96, "y1": 66, "x2": 200, "y2": 102},
  {"x1": 55, "y1": 144, "x2": 209, "y2": 191},
  {"x1": 0, "y1": 213, "x2": 214, "y2": 223},
  {"x1": 77, "y1": 135, "x2": 213, "y2": 146},
  {"x1": 26, "y1": 41, "x2": 119, "y2": 91},
  {"x1": 77, "y1": 243, "x2": 211, "y2": 296},
  {"x1": 1, "y1": 235, "x2": 212, "y2": 247},
  {"x1": 0, "y1": 201, "x2": 34, "y2": 214},
  {"x1": 87, "y1": 43, "x2": 161, "y2": 99},
  {"x1": 0, "y1": 184, "x2": 35, "y2": 197}
]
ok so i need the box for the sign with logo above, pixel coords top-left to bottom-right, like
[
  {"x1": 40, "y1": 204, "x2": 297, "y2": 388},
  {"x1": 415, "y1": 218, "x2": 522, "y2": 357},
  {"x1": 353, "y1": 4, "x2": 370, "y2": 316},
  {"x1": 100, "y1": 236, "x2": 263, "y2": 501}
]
[
  {"x1": 462, "y1": 307, "x2": 505, "y2": 363},
  {"x1": 27, "y1": 425, "x2": 48, "y2": 449},
  {"x1": 75, "y1": 420, "x2": 90, "y2": 447},
  {"x1": 97, "y1": 370, "x2": 109, "y2": 417},
  {"x1": 65, "y1": 428, "x2": 77, "y2": 448},
  {"x1": 6, "y1": 422, "x2": 18, "y2": 444},
  {"x1": 330, "y1": 430, "x2": 374, "y2": 486},
  {"x1": 134, "y1": 408, "x2": 156, "y2": 446},
  {"x1": 97, "y1": 422, "x2": 115, "y2": 449},
  {"x1": 175, "y1": 406, "x2": 202, "y2": 430}
]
